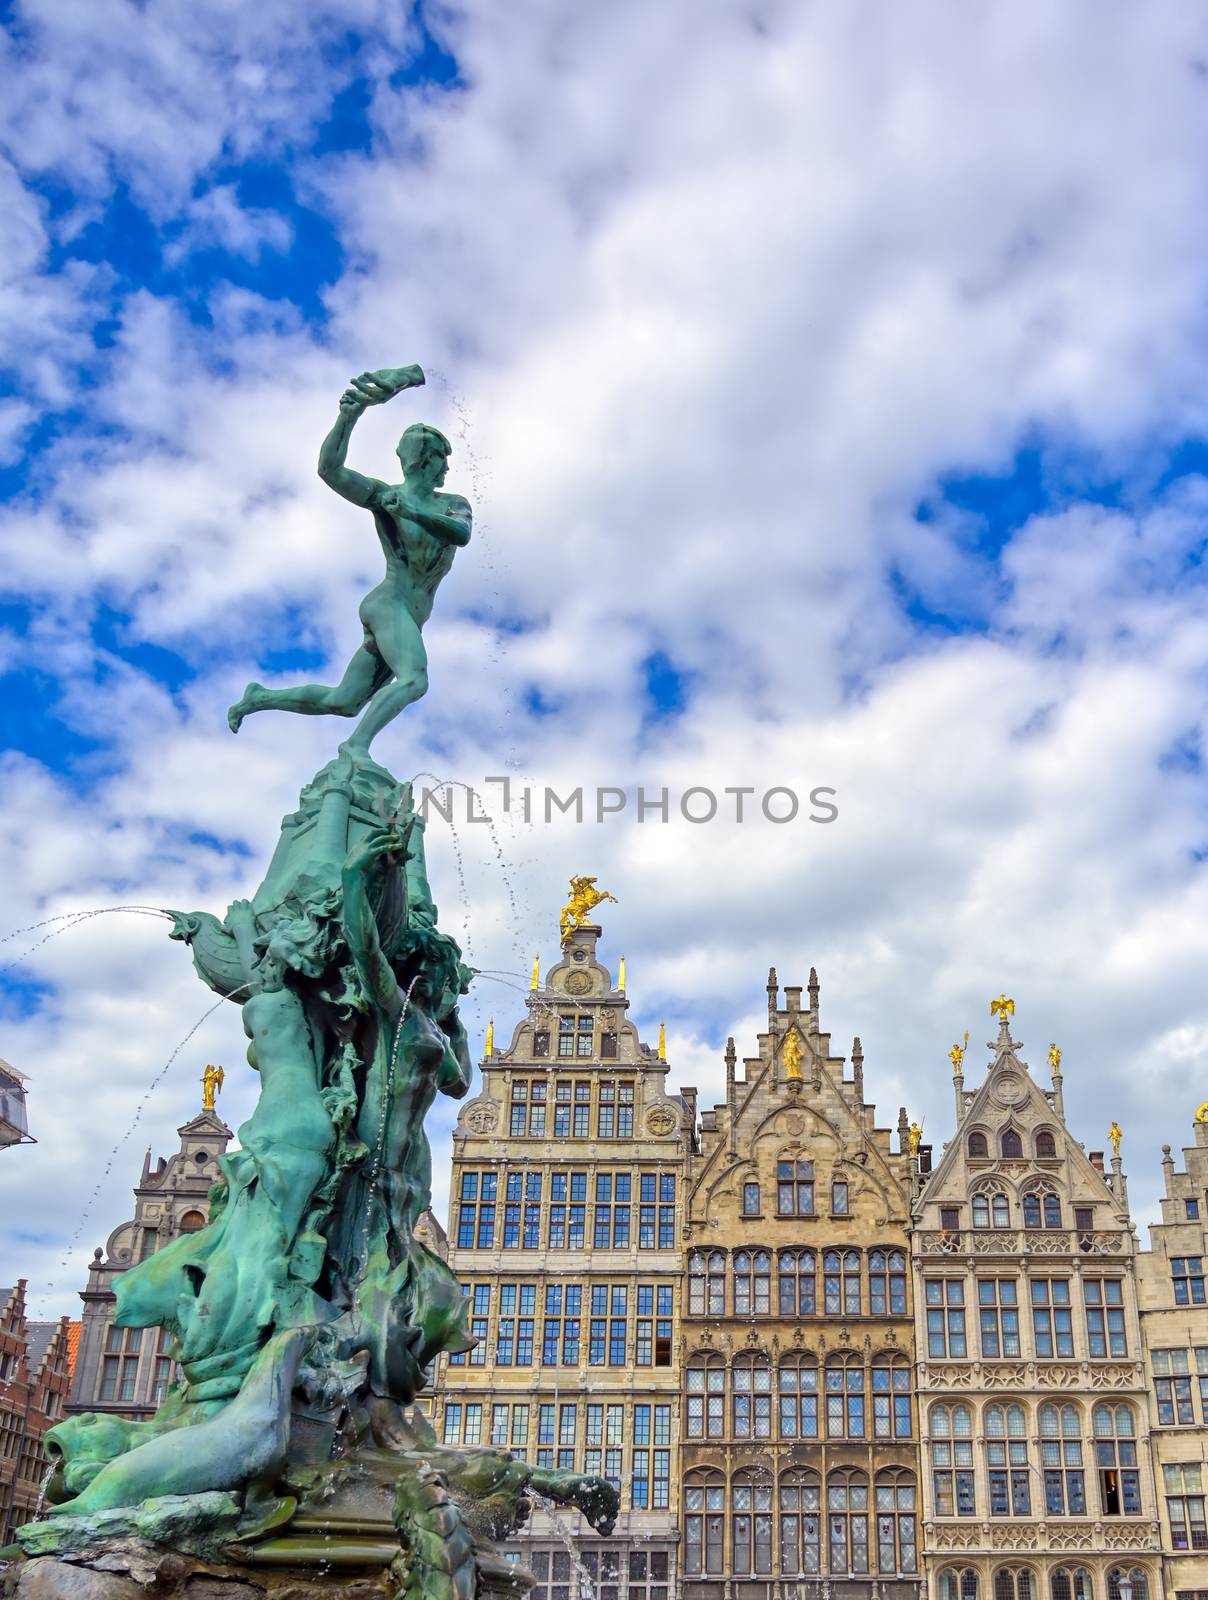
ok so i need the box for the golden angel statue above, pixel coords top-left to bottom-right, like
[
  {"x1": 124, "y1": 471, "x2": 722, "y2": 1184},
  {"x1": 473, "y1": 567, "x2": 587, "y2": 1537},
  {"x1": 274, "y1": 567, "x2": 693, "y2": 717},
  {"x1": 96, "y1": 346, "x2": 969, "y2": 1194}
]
[
  {"x1": 201, "y1": 1062, "x2": 225, "y2": 1110},
  {"x1": 559, "y1": 875, "x2": 618, "y2": 945},
  {"x1": 783, "y1": 1029, "x2": 803, "y2": 1081}
]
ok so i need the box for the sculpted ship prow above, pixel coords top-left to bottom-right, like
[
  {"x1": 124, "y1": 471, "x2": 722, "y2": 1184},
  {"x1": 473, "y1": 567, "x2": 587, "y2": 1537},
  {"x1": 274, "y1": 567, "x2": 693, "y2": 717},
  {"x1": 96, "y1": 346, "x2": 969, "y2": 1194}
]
[{"x1": 18, "y1": 370, "x2": 617, "y2": 1600}]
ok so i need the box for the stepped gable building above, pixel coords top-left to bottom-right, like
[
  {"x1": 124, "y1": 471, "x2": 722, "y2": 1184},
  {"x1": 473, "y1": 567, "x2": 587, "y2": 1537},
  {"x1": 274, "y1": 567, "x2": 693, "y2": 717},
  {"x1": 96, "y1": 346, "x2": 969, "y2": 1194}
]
[
  {"x1": 911, "y1": 1003, "x2": 1159, "y2": 1600},
  {"x1": 680, "y1": 965, "x2": 920, "y2": 1600},
  {"x1": 434, "y1": 913, "x2": 694, "y2": 1600},
  {"x1": 0, "y1": 1282, "x2": 73, "y2": 1541},
  {"x1": 1136, "y1": 1112, "x2": 1208, "y2": 1600},
  {"x1": 68, "y1": 1102, "x2": 232, "y2": 1420}
]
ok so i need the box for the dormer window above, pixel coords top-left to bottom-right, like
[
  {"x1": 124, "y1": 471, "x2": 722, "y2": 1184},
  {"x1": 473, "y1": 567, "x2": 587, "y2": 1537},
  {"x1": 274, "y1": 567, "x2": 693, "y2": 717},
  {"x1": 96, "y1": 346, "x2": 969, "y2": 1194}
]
[
  {"x1": 1001, "y1": 1129, "x2": 1023, "y2": 1159},
  {"x1": 967, "y1": 1132, "x2": 988, "y2": 1158}
]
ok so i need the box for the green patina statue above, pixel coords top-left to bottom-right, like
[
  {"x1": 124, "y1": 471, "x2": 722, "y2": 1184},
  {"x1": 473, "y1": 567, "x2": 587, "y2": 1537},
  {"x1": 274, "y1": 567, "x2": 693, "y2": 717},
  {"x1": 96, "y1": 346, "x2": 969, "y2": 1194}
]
[
  {"x1": 18, "y1": 369, "x2": 617, "y2": 1600},
  {"x1": 227, "y1": 366, "x2": 472, "y2": 754}
]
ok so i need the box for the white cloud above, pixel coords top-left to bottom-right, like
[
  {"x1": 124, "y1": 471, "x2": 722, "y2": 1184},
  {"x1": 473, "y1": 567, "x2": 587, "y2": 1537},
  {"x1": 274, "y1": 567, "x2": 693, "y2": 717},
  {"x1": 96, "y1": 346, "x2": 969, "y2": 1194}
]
[{"x1": 5, "y1": 1, "x2": 1208, "y2": 1310}]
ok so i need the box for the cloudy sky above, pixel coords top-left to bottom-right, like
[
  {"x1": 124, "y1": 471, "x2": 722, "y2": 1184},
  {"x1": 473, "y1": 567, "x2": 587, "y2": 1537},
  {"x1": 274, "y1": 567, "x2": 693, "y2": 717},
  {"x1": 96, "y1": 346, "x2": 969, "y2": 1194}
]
[{"x1": 2, "y1": 0, "x2": 1208, "y2": 1316}]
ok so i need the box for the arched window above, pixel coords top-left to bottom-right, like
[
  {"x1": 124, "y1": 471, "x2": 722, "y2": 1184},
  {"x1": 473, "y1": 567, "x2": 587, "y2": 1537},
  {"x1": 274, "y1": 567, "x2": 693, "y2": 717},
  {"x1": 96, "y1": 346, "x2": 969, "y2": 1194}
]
[
  {"x1": 778, "y1": 1469, "x2": 821, "y2": 1576},
  {"x1": 825, "y1": 1354, "x2": 865, "y2": 1439},
  {"x1": 684, "y1": 1469, "x2": 724, "y2": 1575},
  {"x1": 1094, "y1": 1404, "x2": 1140, "y2": 1515},
  {"x1": 824, "y1": 1250, "x2": 861, "y2": 1315},
  {"x1": 732, "y1": 1352, "x2": 772, "y2": 1439},
  {"x1": 1107, "y1": 1569, "x2": 1149, "y2": 1600},
  {"x1": 688, "y1": 1251, "x2": 706, "y2": 1315},
  {"x1": 871, "y1": 1354, "x2": 912, "y2": 1438},
  {"x1": 779, "y1": 1249, "x2": 816, "y2": 1315},
  {"x1": 1022, "y1": 1184, "x2": 1062, "y2": 1229},
  {"x1": 985, "y1": 1403, "x2": 1030, "y2": 1515},
  {"x1": 731, "y1": 1468, "x2": 774, "y2": 1576},
  {"x1": 1050, "y1": 1569, "x2": 1093, "y2": 1600},
  {"x1": 995, "y1": 1568, "x2": 1035, "y2": 1600},
  {"x1": 874, "y1": 1468, "x2": 917, "y2": 1574},
  {"x1": 1001, "y1": 1128, "x2": 1024, "y2": 1158},
  {"x1": 178, "y1": 1210, "x2": 205, "y2": 1233},
  {"x1": 940, "y1": 1572, "x2": 979, "y2": 1600},
  {"x1": 869, "y1": 1250, "x2": 907, "y2": 1315},
  {"x1": 734, "y1": 1250, "x2": 771, "y2": 1315},
  {"x1": 1039, "y1": 1404, "x2": 1086, "y2": 1515},
  {"x1": 1036, "y1": 1130, "x2": 1057, "y2": 1158},
  {"x1": 779, "y1": 1358, "x2": 820, "y2": 1438},
  {"x1": 827, "y1": 1469, "x2": 870, "y2": 1574},
  {"x1": 930, "y1": 1403, "x2": 975, "y2": 1516},
  {"x1": 686, "y1": 1355, "x2": 725, "y2": 1439},
  {"x1": 972, "y1": 1187, "x2": 1010, "y2": 1229},
  {"x1": 968, "y1": 1131, "x2": 989, "y2": 1158}
]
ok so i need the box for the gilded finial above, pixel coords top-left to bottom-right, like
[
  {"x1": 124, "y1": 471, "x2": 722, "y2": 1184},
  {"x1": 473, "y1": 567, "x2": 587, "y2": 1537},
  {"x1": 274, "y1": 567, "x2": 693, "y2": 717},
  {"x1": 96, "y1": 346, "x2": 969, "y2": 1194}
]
[
  {"x1": 658, "y1": 1021, "x2": 666, "y2": 1062},
  {"x1": 559, "y1": 875, "x2": 617, "y2": 946},
  {"x1": 908, "y1": 1121, "x2": 923, "y2": 1154},
  {"x1": 618, "y1": 953, "x2": 626, "y2": 992},
  {"x1": 783, "y1": 1028, "x2": 803, "y2": 1082},
  {"x1": 990, "y1": 994, "x2": 1015, "y2": 1022},
  {"x1": 1108, "y1": 1119, "x2": 1123, "y2": 1155},
  {"x1": 485, "y1": 1016, "x2": 494, "y2": 1056},
  {"x1": 201, "y1": 1063, "x2": 225, "y2": 1111},
  {"x1": 1196, "y1": 1101, "x2": 1208, "y2": 1124},
  {"x1": 1049, "y1": 1042, "x2": 1062, "y2": 1073},
  {"x1": 949, "y1": 1031, "x2": 969, "y2": 1074},
  {"x1": 530, "y1": 954, "x2": 540, "y2": 991}
]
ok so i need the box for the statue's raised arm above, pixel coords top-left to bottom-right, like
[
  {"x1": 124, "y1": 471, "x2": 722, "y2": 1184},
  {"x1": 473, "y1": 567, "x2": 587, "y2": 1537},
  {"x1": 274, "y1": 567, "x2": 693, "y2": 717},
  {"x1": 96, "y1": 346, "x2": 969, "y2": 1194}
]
[{"x1": 228, "y1": 363, "x2": 471, "y2": 755}]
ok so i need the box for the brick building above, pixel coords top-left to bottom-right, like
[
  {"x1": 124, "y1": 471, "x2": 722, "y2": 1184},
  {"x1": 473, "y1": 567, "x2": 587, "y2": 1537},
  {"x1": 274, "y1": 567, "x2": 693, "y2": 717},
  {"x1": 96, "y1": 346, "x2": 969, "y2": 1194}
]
[{"x1": 0, "y1": 1282, "x2": 73, "y2": 1543}]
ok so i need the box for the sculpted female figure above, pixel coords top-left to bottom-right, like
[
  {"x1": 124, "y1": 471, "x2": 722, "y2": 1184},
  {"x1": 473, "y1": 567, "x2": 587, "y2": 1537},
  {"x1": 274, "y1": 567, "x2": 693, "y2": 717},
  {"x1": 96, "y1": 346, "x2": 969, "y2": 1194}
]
[{"x1": 227, "y1": 366, "x2": 472, "y2": 754}]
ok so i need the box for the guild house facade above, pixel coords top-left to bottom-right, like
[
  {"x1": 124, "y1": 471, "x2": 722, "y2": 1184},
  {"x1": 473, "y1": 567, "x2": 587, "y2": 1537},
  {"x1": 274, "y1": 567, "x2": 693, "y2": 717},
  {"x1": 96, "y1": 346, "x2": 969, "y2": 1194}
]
[
  {"x1": 432, "y1": 917, "x2": 693, "y2": 1600},
  {"x1": 911, "y1": 1006, "x2": 1160, "y2": 1600},
  {"x1": 680, "y1": 967, "x2": 919, "y2": 1600}
]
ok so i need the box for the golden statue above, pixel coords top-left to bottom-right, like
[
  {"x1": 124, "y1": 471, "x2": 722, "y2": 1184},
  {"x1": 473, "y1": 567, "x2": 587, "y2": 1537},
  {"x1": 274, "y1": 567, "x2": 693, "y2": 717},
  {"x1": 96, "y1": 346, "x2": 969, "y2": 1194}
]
[
  {"x1": 1108, "y1": 1119, "x2": 1123, "y2": 1155},
  {"x1": 908, "y1": 1121, "x2": 923, "y2": 1154},
  {"x1": 1196, "y1": 1101, "x2": 1208, "y2": 1124},
  {"x1": 1049, "y1": 1042, "x2": 1062, "y2": 1073},
  {"x1": 201, "y1": 1063, "x2": 225, "y2": 1110},
  {"x1": 990, "y1": 994, "x2": 1015, "y2": 1022},
  {"x1": 949, "y1": 1031, "x2": 969, "y2": 1073},
  {"x1": 783, "y1": 1028, "x2": 803, "y2": 1082},
  {"x1": 559, "y1": 875, "x2": 617, "y2": 945}
]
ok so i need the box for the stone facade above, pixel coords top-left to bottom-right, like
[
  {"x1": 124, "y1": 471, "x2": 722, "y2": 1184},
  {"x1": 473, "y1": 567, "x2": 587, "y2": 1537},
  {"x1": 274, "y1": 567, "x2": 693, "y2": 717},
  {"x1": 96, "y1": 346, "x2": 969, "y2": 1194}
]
[
  {"x1": 681, "y1": 967, "x2": 919, "y2": 1600},
  {"x1": 911, "y1": 1013, "x2": 1160, "y2": 1600},
  {"x1": 0, "y1": 1282, "x2": 73, "y2": 1541},
  {"x1": 1136, "y1": 1118, "x2": 1208, "y2": 1600},
  {"x1": 432, "y1": 921, "x2": 692, "y2": 1600},
  {"x1": 68, "y1": 1108, "x2": 232, "y2": 1421}
]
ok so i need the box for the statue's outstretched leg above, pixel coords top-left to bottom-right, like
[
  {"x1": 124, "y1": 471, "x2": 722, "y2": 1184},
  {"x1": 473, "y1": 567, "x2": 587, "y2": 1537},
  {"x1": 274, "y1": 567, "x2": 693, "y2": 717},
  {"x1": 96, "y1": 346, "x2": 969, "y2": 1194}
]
[
  {"x1": 228, "y1": 644, "x2": 388, "y2": 732},
  {"x1": 342, "y1": 613, "x2": 429, "y2": 753}
]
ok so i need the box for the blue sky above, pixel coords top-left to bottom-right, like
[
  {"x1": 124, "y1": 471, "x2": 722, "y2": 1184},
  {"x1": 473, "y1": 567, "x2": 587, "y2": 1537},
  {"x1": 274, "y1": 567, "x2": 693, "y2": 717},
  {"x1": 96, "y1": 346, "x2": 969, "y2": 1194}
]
[{"x1": 3, "y1": 0, "x2": 1208, "y2": 1312}]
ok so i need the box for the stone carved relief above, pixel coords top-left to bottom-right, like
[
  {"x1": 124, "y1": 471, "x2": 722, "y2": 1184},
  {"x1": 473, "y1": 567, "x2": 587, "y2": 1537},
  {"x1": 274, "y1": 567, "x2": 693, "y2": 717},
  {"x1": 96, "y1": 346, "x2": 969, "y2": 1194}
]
[
  {"x1": 1025, "y1": 1231, "x2": 1072, "y2": 1254},
  {"x1": 1048, "y1": 1527, "x2": 1096, "y2": 1551},
  {"x1": 973, "y1": 1231, "x2": 1019, "y2": 1253},
  {"x1": 645, "y1": 1103, "x2": 677, "y2": 1137},
  {"x1": 1088, "y1": 1363, "x2": 1140, "y2": 1389},
  {"x1": 565, "y1": 970, "x2": 592, "y2": 995},
  {"x1": 1036, "y1": 1364, "x2": 1083, "y2": 1390},
  {"x1": 931, "y1": 1528, "x2": 982, "y2": 1551},
  {"x1": 991, "y1": 1526, "x2": 1039, "y2": 1551},
  {"x1": 462, "y1": 1098, "x2": 501, "y2": 1135}
]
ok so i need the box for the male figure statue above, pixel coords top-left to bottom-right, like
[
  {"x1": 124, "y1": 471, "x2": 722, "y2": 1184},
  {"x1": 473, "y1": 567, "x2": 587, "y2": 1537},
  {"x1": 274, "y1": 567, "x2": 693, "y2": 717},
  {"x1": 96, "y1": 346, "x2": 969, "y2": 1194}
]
[{"x1": 228, "y1": 366, "x2": 471, "y2": 754}]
